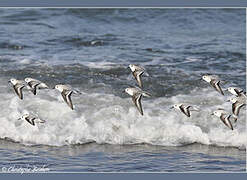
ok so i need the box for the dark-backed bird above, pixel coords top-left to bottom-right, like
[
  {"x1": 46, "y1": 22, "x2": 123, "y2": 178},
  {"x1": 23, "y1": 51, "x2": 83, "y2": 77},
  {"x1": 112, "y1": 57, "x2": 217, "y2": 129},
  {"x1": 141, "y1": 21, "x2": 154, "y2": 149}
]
[
  {"x1": 124, "y1": 87, "x2": 151, "y2": 116},
  {"x1": 202, "y1": 75, "x2": 224, "y2": 95},
  {"x1": 227, "y1": 96, "x2": 246, "y2": 121},
  {"x1": 18, "y1": 113, "x2": 45, "y2": 126},
  {"x1": 171, "y1": 103, "x2": 199, "y2": 117},
  {"x1": 227, "y1": 87, "x2": 245, "y2": 97},
  {"x1": 54, "y1": 84, "x2": 81, "y2": 110},
  {"x1": 25, "y1": 77, "x2": 49, "y2": 95},
  {"x1": 129, "y1": 64, "x2": 149, "y2": 88},
  {"x1": 211, "y1": 109, "x2": 234, "y2": 130},
  {"x1": 8, "y1": 78, "x2": 25, "y2": 100}
]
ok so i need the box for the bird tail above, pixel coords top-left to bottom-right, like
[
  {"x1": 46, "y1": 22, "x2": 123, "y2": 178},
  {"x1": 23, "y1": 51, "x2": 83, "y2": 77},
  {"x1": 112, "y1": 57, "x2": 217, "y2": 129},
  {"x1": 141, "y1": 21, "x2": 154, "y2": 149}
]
[
  {"x1": 142, "y1": 91, "x2": 151, "y2": 97},
  {"x1": 144, "y1": 72, "x2": 150, "y2": 77},
  {"x1": 190, "y1": 106, "x2": 200, "y2": 111},
  {"x1": 38, "y1": 83, "x2": 49, "y2": 89},
  {"x1": 38, "y1": 119, "x2": 46, "y2": 123},
  {"x1": 73, "y1": 89, "x2": 82, "y2": 95}
]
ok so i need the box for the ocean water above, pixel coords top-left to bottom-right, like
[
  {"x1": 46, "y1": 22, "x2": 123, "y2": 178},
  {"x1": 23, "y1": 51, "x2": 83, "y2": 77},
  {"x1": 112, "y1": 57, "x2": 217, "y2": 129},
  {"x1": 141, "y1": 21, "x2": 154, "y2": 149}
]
[{"x1": 0, "y1": 8, "x2": 246, "y2": 172}]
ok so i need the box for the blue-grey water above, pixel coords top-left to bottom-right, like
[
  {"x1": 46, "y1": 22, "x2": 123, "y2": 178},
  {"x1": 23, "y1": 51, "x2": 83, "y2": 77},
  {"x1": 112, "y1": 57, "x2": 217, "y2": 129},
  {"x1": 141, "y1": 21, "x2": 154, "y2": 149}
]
[{"x1": 0, "y1": 9, "x2": 246, "y2": 172}]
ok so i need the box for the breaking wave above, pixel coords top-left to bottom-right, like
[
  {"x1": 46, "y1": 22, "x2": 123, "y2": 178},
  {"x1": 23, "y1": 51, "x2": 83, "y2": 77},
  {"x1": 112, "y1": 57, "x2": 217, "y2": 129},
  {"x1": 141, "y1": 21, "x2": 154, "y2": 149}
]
[{"x1": 0, "y1": 77, "x2": 245, "y2": 149}]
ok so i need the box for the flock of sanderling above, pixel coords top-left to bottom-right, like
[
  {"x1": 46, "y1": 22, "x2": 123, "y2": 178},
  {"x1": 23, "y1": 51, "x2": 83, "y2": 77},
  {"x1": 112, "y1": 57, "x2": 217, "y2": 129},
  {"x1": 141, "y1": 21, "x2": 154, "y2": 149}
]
[{"x1": 8, "y1": 64, "x2": 246, "y2": 130}]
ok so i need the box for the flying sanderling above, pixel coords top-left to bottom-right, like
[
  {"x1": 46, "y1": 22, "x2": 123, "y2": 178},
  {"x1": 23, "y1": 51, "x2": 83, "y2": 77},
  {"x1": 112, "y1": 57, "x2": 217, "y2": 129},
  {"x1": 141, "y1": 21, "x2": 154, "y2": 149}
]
[
  {"x1": 54, "y1": 84, "x2": 81, "y2": 110},
  {"x1": 202, "y1": 75, "x2": 224, "y2": 95},
  {"x1": 124, "y1": 87, "x2": 151, "y2": 115},
  {"x1": 211, "y1": 109, "x2": 234, "y2": 130},
  {"x1": 129, "y1": 64, "x2": 149, "y2": 88},
  {"x1": 18, "y1": 113, "x2": 45, "y2": 126},
  {"x1": 25, "y1": 77, "x2": 49, "y2": 95},
  {"x1": 8, "y1": 78, "x2": 25, "y2": 100},
  {"x1": 171, "y1": 103, "x2": 199, "y2": 117},
  {"x1": 226, "y1": 87, "x2": 245, "y2": 97},
  {"x1": 227, "y1": 96, "x2": 246, "y2": 121}
]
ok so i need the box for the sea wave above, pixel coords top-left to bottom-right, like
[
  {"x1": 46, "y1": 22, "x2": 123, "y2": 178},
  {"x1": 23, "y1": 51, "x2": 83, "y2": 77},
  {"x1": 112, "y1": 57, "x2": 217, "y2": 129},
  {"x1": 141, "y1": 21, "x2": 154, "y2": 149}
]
[{"x1": 0, "y1": 78, "x2": 245, "y2": 149}]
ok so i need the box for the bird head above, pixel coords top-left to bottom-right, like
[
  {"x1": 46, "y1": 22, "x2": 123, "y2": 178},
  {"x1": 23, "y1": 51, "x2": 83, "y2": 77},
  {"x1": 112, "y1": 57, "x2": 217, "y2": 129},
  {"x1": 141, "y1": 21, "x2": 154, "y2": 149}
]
[
  {"x1": 202, "y1": 75, "x2": 211, "y2": 83},
  {"x1": 9, "y1": 78, "x2": 18, "y2": 85}
]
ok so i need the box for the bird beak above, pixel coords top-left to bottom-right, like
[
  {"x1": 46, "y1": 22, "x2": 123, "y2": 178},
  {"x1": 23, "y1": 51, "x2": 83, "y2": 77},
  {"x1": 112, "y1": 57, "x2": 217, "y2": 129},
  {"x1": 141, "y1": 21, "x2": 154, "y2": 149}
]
[
  {"x1": 17, "y1": 118, "x2": 21, "y2": 120},
  {"x1": 210, "y1": 113, "x2": 214, "y2": 115},
  {"x1": 122, "y1": 90, "x2": 126, "y2": 93},
  {"x1": 170, "y1": 106, "x2": 174, "y2": 109},
  {"x1": 226, "y1": 99, "x2": 230, "y2": 102},
  {"x1": 8, "y1": 80, "x2": 11, "y2": 84}
]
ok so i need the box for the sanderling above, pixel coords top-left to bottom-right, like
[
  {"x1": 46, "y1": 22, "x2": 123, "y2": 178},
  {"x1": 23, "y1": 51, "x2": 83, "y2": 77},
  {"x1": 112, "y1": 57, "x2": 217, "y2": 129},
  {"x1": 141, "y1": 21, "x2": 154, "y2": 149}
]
[
  {"x1": 227, "y1": 96, "x2": 246, "y2": 121},
  {"x1": 8, "y1": 78, "x2": 25, "y2": 100},
  {"x1": 129, "y1": 64, "x2": 149, "y2": 88},
  {"x1": 54, "y1": 84, "x2": 81, "y2": 110},
  {"x1": 171, "y1": 103, "x2": 199, "y2": 117},
  {"x1": 227, "y1": 87, "x2": 245, "y2": 97},
  {"x1": 211, "y1": 109, "x2": 234, "y2": 130},
  {"x1": 25, "y1": 77, "x2": 49, "y2": 95},
  {"x1": 202, "y1": 75, "x2": 224, "y2": 95},
  {"x1": 18, "y1": 113, "x2": 45, "y2": 126},
  {"x1": 124, "y1": 87, "x2": 151, "y2": 115}
]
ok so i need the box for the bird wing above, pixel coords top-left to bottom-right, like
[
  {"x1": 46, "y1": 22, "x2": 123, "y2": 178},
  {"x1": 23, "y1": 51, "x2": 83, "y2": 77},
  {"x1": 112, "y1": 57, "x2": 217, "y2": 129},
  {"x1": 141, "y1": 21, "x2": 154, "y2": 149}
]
[
  {"x1": 25, "y1": 117, "x2": 36, "y2": 126},
  {"x1": 234, "y1": 88, "x2": 243, "y2": 96},
  {"x1": 28, "y1": 81, "x2": 40, "y2": 88},
  {"x1": 132, "y1": 93, "x2": 143, "y2": 115},
  {"x1": 220, "y1": 114, "x2": 233, "y2": 130},
  {"x1": 61, "y1": 90, "x2": 74, "y2": 110},
  {"x1": 28, "y1": 81, "x2": 40, "y2": 95},
  {"x1": 13, "y1": 84, "x2": 25, "y2": 100},
  {"x1": 179, "y1": 105, "x2": 191, "y2": 117},
  {"x1": 210, "y1": 80, "x2": 224, "y2": 95},
  {"x1": 232, "y1": 102, "x2": 245, "y2": 117},
  {"x1": 133, "y1": 70, "x2": 144, "y2": 88},
  {"x1": 225, "y1": 115, "x2": 234, "y2": 130}
]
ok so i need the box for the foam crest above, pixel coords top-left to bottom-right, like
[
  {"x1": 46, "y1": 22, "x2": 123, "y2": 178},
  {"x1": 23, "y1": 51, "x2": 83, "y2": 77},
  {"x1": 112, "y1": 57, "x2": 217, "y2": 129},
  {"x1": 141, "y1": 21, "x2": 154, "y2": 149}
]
[{"x1": 0, "y1": 82, "x2": 246, "y2": 149}]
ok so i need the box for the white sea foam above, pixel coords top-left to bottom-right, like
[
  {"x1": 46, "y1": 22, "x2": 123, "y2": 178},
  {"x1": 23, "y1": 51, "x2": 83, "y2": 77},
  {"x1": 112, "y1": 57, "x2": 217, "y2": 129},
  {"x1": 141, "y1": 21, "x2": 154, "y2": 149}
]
[
  {"x1": 19, "y1": 58, "x2": 32, "y2": 64},
  {"x1": 83, "y1": 61, "x2": 119, "y2": 69},
  {"x1": 0, "y1": 79, "x2": 246, "y2": 148}
]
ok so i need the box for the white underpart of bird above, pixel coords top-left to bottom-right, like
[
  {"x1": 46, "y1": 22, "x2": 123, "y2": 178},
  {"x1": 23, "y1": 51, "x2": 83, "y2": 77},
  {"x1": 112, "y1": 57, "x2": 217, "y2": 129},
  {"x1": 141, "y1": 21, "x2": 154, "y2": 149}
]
[
  {"x1": 18, "y1": 113, "x2": 45, "y2": 126},
  {"x1": 129, "y1": 64, "x2": 149, "y2": 88},
  {"x1": 24, "y1": 77, "x2": 49, "y2": 95},
  {"x1": 54, "y1": 84, "x2": 81, "y2": 110},
  {"x1": 212, "y1": 109, "x2": 234, "y2": 130},
  {"x1": 124, "y1": 87, "x2": 151, "y2": 116},
  {"x1": 227, "y1": 87, "x2": 245, "y2": 97},
  {"x1": 172, "y1": 103, "x2": 199, "y2": 117},
  {"x1": 202, "y1": 75, "x2": 224, "y2": 95},
  {"x1": 227, "y1": 96, "x2": 246, "y2": 121},
  {"x1": 8, "y1": 78, "x2": 25, "y2": 100}
]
